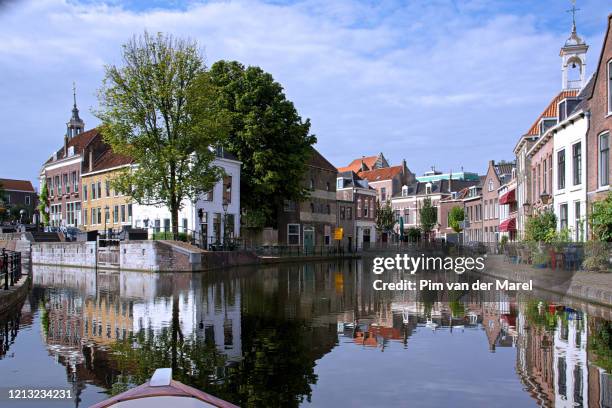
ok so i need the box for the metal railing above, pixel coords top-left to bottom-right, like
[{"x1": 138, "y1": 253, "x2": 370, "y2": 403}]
[
  {"x1": 1, "y1": 249, "x2": 22, "y2": 290},
  {"x1": 254, "y1": 245, "x2": 345, "y2": 257}
]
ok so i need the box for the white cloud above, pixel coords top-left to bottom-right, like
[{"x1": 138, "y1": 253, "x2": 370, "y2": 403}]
[{"x1": 0, "y1": 0, "x2": 608, "y2": 183}]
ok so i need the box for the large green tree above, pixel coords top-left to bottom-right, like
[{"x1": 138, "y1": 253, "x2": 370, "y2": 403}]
[
  {"x1": 420, "y1": 198, "x2": 437, "y2": 238},
  {"x1": 590, "y1": 192, "x2": 612, "y2": 242},
  {"x1": 209, "y1": 60, "x2": 316, "y2": 227},
  {"x1": 97, "y1": 32, "x2": 228, "y2": 235}
]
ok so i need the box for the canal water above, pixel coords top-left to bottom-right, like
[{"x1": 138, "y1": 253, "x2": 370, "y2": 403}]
[{"x1": 0, "y1": 260, "x2": 610, "y2": 407}]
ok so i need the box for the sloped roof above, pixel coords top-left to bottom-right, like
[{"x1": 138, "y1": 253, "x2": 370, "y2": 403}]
[
  {"x1": 495, "y1": 162, "x2": 515, "y2": 178},
  {"x1": 0, "y1": 178, "x2": 35, "y2": 192},
  {"x1": 44, "y1": 128, "x2": 101, "y2": 165},
  {"x1": 308, "y1": 147, "x2": 337, "y2": 172},
  {"x1": 394, "y1": 179, "x2": 479, "y2": 197},
  {"x1": 525, "y1": 90, "x2": 579, "y2": 136},
  {"x1": 338, "y1": 155, "x2": 379, "y2": 173},
  {"x1": 358, "y1": 165, "x2": 402, "y2": 182},
  {"x1": 586, "y1": 14, "x2": 612, "y2": 101},
  {"x1": 83, "y1": 148, "x2": 133, "y2": 175}
]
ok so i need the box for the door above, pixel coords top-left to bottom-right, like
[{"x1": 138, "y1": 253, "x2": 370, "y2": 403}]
[{"x1": 303, "y1": 226, "x2": 314, "y2": 254}]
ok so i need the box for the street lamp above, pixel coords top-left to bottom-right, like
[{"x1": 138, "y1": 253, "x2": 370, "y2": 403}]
[
  {"x1": 222, "y1": 200, "x2": 228, "y2": 250},
  {"x1": 104, "y1": 205, "x2": 110, "y2": 239}
]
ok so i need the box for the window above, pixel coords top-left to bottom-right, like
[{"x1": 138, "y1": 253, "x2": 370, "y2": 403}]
[
  {"x1": 163, "y1": 218, "x2": 170, "y2": 232},
  {"x1": 128, "y1": 204, "x2": 132, "y2": 223},
  {"x1": 560, "y1": 203, "x2": 568, "y2": 230},
  {"x1": 288, "y1": 224, "x2": 300, "y2": 245},
  {"x1": 91, "y1": 183, "x2": 96, "y2": 200},
  {"x1": 223, "y1": 175, "x2": 232, "y2": 204},
  {"x1": 557, "y1": 149, "x2": 566, "y2": 190},
  {"x1": 425, "y1": 183, "x2": 432, "y2": 194},
  {"x1": 347, "y1": 207, "x2": 352, "y2": 220},
  {"x1": 64, "y1": 174, "x2": 69, "y2": 194},
  {"x1": 105, "y1": 180, "x2": 111, "y2": 197},
  {"x1": 381, "y1": 187, "x2": 387, "y2": 202},
  {"x1": 548, "y1": 154, "x2": 553, "y2": 193},
  {"x1": 154, "y1": 219, "x2": 160, "y2": 233},
  {"x1": 113, "y1": 205, "x2": 119, "y2": 223},
  {"x1": 97, "y1": 182, "x2": 102, "y2": 199},
  {"x1": 600, "y1": 133, "x2": 609, "y2": 187},
  {"x1": 83, "y1": 184, "x2": 88, "y2": 201},
  {"x1": 283, "y1": 200, "x2": 296, "y2": 212},
  {"x1": 608, "y1": 60, "x2": 612, "y2": 114},
  {"x1": 97, "y1": 207, "x2": 102, "y2": 225},
  {"x1": 182, "y1": 218, "x2": 188, "y2": 233},
  {"x1": 83, "y1": 209, "x2": 87, "y2": 226},
  {"x1": 363, "y1": 200, "x2": 369, "y2": 217},
  {"x1": 340, "y1": 206, "x2": 346, "y2": 220},
  {"x1": 543, "y1": 158, "x2": 548, "y2": 193},
  {"x1": 91, "y1": 207, "x2": 96, "y2": 225},
  {"x1": 73, "y1": 171, "x2": 78, "y2": 192},
  {"x1": 324, "y1": 225, "x2": 331, "y2": 245},
  {"x1": 574, "y1": 201, "x2": 581, "y2": 241},
  {"x1": 25, "y1": 195, "x2": 30, "y2": 205},
  {"x1": 488, "y1": 179, "x2": 493, "y2": 192},
  {"x1": 121, "y1": 205, "x2": 126, "y2": 223},
  {"x1": 203, "y1": 188, "x2": 213, "y2": 201},
  {"x1": 572, "y1": 142, "x2": 582, "y2": 186}
]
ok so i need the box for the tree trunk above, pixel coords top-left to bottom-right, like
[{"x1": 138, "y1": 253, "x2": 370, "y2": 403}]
[{"x1": 171, "y1": 200, "x2": 179, "y2": 237}]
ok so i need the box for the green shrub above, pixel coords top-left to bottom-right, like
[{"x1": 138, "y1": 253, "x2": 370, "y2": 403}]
[
  {"x1": 525, "y1": 211, "x2": 557, "y2": 243},
  {"x1": 590, "y1": 192, "x2": 612, "y2": 242}
]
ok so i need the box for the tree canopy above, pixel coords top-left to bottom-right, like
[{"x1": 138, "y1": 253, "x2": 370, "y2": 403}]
[
  {"x1": 375, "y1": 200, "x2": 395, "y2": 234},
  {"x1": 448, "y1": 206, "x2": 465, "y2": 233},
  {"x1": 590, "y1": 192, "x2": 612, "y2": 242},
  {"x1": 97, "y1": 32, "x2": 228, "y2": 234},
  {"x1": 209, "y1": 60, "x2": 316, "y2": 227}
]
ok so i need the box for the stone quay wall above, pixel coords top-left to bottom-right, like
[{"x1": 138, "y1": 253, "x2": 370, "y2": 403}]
[{"x1": 32, "y1": 242, "x2": 97, "y2": 268}]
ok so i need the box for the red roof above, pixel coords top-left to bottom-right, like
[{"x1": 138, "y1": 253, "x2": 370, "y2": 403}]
[
  {"x1": 84, "y1": 148, "x2": 133, "y2": 174},
  {"x1": 499, "y1": 217, "x2": 516, "y2": 232},
  {"x1": 338, "y1": 155, "x2": 379, "y2": 173},
  {"x1": 0, "y1": 178, "x2": 35, "y2": 192},
  {"x1": 44, "y1": 128, "x2": 102, "y2": 164},
  {"x1": 357, "y1": 165, "x2": 402, "y2": 182},
  {"x1": 525, "y1": 90, "x2": 579, "y2": 136}
]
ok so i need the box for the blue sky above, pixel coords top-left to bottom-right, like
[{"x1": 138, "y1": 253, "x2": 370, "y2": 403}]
[{"x1": 0, "y1": 0, "x2": 610, "y2": 186}]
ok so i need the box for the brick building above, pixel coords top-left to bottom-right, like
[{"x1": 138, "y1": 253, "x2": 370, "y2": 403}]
[
  {"x1": 277, "y1": 147, "x2": 337, "y2": 249},
  {"x1": 336, "y1": 170, "x2": 377, "y2": 249},
  {"x1": 39, "y1": 90, "x2": 106, "y2": 228},
  {"x1": 585, "y1": 14, "x2": 612, "y2": 216},
  {"x1": 0, "y1": 178, "x2": 37, "y2": 221}
]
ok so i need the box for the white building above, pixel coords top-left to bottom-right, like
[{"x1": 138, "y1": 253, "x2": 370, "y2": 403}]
[
  {"x1": 552, "y1": 103, "x2": 589, "y2": 241},
  {"x1": 132, "y1": 150, "x2": 241, "y2": 247}
]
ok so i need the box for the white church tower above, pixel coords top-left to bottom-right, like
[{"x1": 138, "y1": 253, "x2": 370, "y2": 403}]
[{"x1": 559, "y1": 1, "x2": 588, "y2": 90}]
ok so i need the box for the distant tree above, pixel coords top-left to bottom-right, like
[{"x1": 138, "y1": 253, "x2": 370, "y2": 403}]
[
  {"x1": 406, "y1": 227, "x2": 421, "y2": 243},
  {"x1": 37, "y1": 181, "x2": 50, "y2": 226},
  {"x1": 590, "y1": 192, "x2": 612, "y2": 242},
  {"x1": 97, "y1": 32, "x2": 228, "y2": 235},
  {"x1": 375, "y1": 200, "x2": 395, "y2": 236},
  {"x1": 419, "y1": 198, "x2": 437, "y2": 238},
  {"x1": 448, "y1": 206, "x2": 465, "y2": 233},
  {"x1": 209, "y1": 60, "x2": 316, "y2": 228}
]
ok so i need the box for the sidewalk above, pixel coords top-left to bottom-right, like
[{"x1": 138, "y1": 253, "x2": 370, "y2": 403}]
[{"x1": 482, "y1": 255, "x2": 612, "y2": 307}]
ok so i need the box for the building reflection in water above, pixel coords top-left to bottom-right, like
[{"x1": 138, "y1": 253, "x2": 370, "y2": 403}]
[{"x1": 3, "y1": 261, "x2": 607, "y2": 407}]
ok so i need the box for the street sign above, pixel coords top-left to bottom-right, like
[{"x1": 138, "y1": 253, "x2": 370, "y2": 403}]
[{"x1": 334, "y1": 227, "x2": 343, "y2": 240}]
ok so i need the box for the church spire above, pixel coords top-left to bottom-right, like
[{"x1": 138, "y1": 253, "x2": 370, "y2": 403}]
[
  {"x1": 560, "y1": 0, "x2": 588, "y2": 90},
  {"x1": 66, "y1": 81, "x2": 84, "y2": 139}
]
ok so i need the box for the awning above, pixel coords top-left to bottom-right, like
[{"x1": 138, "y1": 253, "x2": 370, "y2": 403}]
[
  {"x1": 499, "y1": 189, "x2": 516, "y2": 204},
  {"x1": 499, "y1": 217, "x2": 516, "y2": 232}
]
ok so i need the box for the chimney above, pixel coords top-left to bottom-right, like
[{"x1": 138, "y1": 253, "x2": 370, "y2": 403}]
[{"x1": 88, "y1": 148, "x2": 93, "y2": 172}]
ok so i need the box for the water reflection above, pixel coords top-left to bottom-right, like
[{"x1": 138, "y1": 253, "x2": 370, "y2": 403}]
[{"x1": 0, "y1": 260, "x2": 610, "y2": 407}]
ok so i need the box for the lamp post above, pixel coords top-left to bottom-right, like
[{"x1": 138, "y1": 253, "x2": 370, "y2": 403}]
[
  {"x1": 104, "y1": 205, "x2": 110, "y2": 239},
  {"x1": 222, "y1": 200, "x2": 228, "y2": 250}
]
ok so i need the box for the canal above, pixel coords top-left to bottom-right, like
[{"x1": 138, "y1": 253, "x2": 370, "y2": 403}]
[{"x1": 0, "y1": 259, "x2": 610, "y2": 407}]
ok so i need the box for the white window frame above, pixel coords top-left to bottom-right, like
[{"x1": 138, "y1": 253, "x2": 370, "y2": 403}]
[
  {"x1": 599, "y1": 132, "x2": 610, "y2": 188},
  {"x1": 608, "y1": 59, "x2": 612, "y2": 114},
  {"x1": 287, "y1": 223, "x2": 300, "y2": 246}
]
